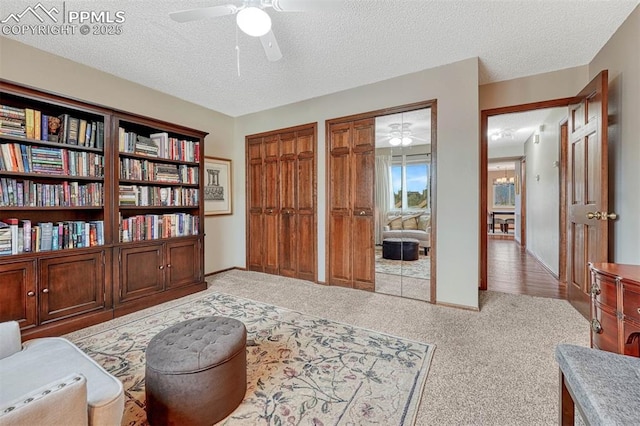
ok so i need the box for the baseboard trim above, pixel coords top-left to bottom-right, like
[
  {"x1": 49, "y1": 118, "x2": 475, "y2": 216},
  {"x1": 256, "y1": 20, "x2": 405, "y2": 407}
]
[
  {"x1": 435, "y1": 300, "x2": 479, "y2": 312},
  {"x1": 205, "y1": 267, "x2": 245, "y2": 277},
  {"x1": 525, "y1": 248, "x2": 560, "y2": 280}
]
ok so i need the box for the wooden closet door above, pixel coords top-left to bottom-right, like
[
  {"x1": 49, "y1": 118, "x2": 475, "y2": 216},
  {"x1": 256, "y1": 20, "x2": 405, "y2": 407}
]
[
  {"x1": 247, "y1": 138, "x2": 264, "y2": 272},
  {"x1": 263, "y1": 135, "x2": 280, "y2": 275},
  {"x1": 328, "y1": 122, "x2": 353, "y2": 287},
  {"x1": 296, "y1": 128, "x2": 316, "y2": 282},
  {"x1": 351, "y1": 118, "x2": 375, "y2": 291},
  {"x1": 279, "y1": 132, "x2": 297, "y2": 277}
]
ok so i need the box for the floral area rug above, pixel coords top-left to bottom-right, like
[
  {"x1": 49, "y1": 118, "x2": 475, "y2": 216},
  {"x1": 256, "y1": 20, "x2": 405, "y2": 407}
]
[
  {"x1": 375, "y1": 246, "x2": 430, "y2": 279},
  {"x1": 65, "y1": 291, "x2": 434, "y2": 425}
]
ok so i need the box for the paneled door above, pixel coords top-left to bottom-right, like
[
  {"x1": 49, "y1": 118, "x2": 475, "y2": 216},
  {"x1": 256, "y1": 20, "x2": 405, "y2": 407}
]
[
  {"x1": 327, "y1": 118, "x2": 375, "y2": 290},
  {"x1": 567, "y1": 70, "x2": 611, "y2": 319}
]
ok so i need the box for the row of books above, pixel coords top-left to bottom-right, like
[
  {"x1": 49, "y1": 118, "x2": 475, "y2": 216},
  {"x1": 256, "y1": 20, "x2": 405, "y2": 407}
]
[
  {"x1": 119, "y1": 185, "x2": 199, "y2": 207},
  {"x1": 0, "y1": 219, "x2": 104, "y2": 255},
  {"x1": 119, "y1": 158, "x2": 199, "y2": 184},
  {"x1": 120, "y1": 213, "x2": 199, "y2": 242},
  {"x1": 0, "y1": 177, "x2": 103, "y2": 207},
  {"x1": 0, "y1": 105, "x2": 104, "y2": 149},
  {"x1": 118, "y1": 129, "x2": 200, "y2": 163},
  {"x1": 1, "y1": 143, "x2": 104, "y2": 177}
]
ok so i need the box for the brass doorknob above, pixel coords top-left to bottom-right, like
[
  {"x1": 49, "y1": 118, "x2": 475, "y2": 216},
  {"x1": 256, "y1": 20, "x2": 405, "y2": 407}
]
[
  {"x1": 603, "y1": 212, "x2": 617, "y2": 220},
  {"x1": 587, "y1": 212, "x2": 601, "y2": 220}
]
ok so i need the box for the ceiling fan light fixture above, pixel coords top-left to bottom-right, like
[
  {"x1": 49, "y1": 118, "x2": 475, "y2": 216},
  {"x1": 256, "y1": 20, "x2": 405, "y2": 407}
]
[
  {"x1": 236, "y1": 7, "x2": 271, "y2": 37},
  {"x1": 389, "y1": 137, "x2": 402, "y2": 146},
  {"x1": 401, "y1": 136, "x2": 412, "y2": 146}
]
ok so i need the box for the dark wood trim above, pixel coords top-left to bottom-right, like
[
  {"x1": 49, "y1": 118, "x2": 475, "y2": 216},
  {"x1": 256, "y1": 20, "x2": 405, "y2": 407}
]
[
  {"x1": 113, "y1": 282, "x2": 207, "y2": 317},
  {"x1": 520, "y1": 158, "x2": 527, "y2": 247},
  {"x1": 326, "y1": 100, "x2": 437, "y2": 301},
  {"x1": 480, "y1": 97, "x2": 575, "y2": 291},
  {"x1": 559, "y1": 120, "x2": 569, "y2": 283}
]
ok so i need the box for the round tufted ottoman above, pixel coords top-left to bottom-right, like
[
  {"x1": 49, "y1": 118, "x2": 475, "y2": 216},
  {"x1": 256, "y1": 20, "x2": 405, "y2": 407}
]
[{"x1": 145, "y1": 316, "x2": 247, "y2": 426}]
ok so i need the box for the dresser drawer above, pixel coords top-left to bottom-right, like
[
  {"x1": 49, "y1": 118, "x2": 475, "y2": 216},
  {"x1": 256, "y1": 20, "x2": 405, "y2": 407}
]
[
  {"x1": 622, "y1": 284, "x2": 640, "y2": 323},
  {"x1": 591, "y1": 272, "x2": 618, "y2": 309},
  {"x1": 591, "y1": 303, "x2": 618, "y2": 353},
  {"x1": 623, "y1": 319, "x2": 640, "y2": 357}
]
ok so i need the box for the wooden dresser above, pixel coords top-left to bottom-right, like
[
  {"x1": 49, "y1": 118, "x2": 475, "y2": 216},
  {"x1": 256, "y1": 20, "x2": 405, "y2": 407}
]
[{"x1": 589, "y1": 263, "x2": 640, "y2": 357}]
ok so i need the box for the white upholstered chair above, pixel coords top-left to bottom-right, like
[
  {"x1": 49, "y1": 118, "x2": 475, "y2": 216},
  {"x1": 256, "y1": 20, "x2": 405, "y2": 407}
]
[{"x1": 0, "y1": 321, "x2": 124, "y2": 426}]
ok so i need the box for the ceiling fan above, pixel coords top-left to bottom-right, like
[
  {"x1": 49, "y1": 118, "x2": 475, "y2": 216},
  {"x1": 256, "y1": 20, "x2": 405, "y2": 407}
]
[
  {"x1": 380, "y1": 123, "x2": 429, "y2": 146},
  {"x1": 169, "y1": 0, "x2": 330, "y2": 62}
]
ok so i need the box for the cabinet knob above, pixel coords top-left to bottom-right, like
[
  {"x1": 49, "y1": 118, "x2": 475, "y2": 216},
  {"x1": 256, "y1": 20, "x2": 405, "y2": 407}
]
[
  {"x1": 167, "y1": 264, "x2": 172, "y2": 268},
  {"x1": 159, "y1": 265, "x2": 164, "y2": 270},
  {"x1": 42, "y1": 288, "x2": 49, "y2": 294},
  {"x1": 359, "y1": 210, "x2": 366, "y2": 216},
  {"x1": 590, "y1": 319, "x2": 602, "y2": 334},
  {"x1": 27, "y1": 291, "x2": 35, "y2": 297},
  {"x1": 637, "y1": 308, "x2": 640, "y2": 315},
  {"x1": 589, "y1": 284, "x2": 601, "y2": 296}
]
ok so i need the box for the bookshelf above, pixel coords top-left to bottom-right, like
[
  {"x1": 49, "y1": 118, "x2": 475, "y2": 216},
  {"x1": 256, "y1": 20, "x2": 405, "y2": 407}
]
[{"x1": 0, "y1": 80, "x2": 207, "y2": 337}]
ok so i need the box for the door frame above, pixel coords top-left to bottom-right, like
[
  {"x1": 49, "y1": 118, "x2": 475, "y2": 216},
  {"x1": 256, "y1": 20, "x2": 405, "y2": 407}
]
[
  {"x1": 479, "y1": 98, "x2": 575, "y2": 291},
  {"x1": 325, "y1": 99, "x2": 438, "y2": 302}
]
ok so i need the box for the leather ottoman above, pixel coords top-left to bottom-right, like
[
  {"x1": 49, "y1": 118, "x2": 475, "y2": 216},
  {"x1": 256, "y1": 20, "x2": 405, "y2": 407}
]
[
  {"x1": 145, "y1": 316, "x2": 247, "y2": 426},
  {"x1": 382, "y1": 238, "x2": 420, "y2": 261}
]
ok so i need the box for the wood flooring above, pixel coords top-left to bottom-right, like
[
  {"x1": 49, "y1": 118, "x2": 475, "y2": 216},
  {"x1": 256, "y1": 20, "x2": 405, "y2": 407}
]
[{"x1": 487, "y1": 237, "x2": 566, "y2": 299}]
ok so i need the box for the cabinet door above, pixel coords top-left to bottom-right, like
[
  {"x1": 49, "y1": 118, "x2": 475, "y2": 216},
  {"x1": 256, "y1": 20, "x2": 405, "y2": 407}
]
[
  {"x1": 38, "y1": 251, "x2": 106, "y2": 324},
  {"x1": 166, "y1": 239, "x2": 201, "y2": 289},
  {"x1": 117, "y1": 244, "x2": 164, "y2": 303},
  {"x1": 0, "y1": 261, "x2": 37, "y2": 330}
]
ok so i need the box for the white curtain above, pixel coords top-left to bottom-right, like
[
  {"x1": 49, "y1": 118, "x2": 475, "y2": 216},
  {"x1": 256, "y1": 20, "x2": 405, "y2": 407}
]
[{"x1": 375, "y1": 154, "x2": 392, "y2": 245}]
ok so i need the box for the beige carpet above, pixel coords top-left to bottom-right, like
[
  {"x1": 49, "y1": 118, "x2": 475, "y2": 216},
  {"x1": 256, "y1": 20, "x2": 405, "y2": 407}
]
[{"x1": 202, "y1": 270, "x2": 589, "y2": 425}]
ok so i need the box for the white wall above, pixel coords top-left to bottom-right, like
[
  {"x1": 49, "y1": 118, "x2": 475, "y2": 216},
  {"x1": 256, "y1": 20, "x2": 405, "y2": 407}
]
[
  {"x1": 524, "y1": 108, "x2": 566, "y2": 275},
  {"x1": 589, "y1": 5, "x2": 640, "y2": 264},
  {"x1": 488, "y1": 143, "x2": 524, "y2": 159},
  {"x1": 235, "y1": 58, "x2": 480, "y2": 309}
]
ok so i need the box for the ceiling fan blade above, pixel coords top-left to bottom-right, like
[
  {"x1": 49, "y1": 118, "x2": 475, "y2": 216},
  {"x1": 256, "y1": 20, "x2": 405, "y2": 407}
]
[
  {"x1": 169, "y1": 5, "x2": 238, "y2": 23},
  {"x1": 271, "y1": 0, "x2": 338, "y2": 12},
  {"x1": 260, "y1": 30, "x2": 283, "y2": 62}
]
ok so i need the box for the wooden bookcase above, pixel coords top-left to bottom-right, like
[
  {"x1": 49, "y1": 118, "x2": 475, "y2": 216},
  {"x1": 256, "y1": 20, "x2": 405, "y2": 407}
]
[{"x1": 0, "y1": 80, "x2": 206, "y2": 338}]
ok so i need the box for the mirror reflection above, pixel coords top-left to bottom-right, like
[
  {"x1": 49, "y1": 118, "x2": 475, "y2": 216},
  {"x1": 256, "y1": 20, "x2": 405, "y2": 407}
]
[{"x1": 374, "y1": 108, "x2": 431, "y2": 301}]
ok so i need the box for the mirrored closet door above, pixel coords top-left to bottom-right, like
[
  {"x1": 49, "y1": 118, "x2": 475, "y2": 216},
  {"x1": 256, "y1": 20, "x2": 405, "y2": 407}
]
[{"x1": 374, "y1": 108, "x2": 432, "y2": 301}]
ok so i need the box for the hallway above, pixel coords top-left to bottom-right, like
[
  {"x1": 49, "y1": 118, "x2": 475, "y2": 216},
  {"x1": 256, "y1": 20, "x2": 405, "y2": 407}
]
[{"x1": 487, "y1": 238, "x2": 566, "y2": 299}]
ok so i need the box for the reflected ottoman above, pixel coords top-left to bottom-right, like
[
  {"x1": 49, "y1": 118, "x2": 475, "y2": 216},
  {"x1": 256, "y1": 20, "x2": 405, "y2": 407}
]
[{"x1": 145, "y1": 316, "x2": 247, "y2": 426}]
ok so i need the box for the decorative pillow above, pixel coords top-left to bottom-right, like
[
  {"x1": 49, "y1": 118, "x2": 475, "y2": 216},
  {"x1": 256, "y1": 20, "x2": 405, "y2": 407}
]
[
  {"x1": 418, "y1": 215, "x2": 430, "y2": 231},
  {"x1": 402, "y1": 216, "x2": 418, "y2": 230},
  {"x1": 389, "y1": 216, "x2": 403, "y2": 230}
]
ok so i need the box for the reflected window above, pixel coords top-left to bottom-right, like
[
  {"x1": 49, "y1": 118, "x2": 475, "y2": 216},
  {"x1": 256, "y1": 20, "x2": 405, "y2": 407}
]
[{"x1": 391, "y1": 154, "x2": 430, "y2": 210}]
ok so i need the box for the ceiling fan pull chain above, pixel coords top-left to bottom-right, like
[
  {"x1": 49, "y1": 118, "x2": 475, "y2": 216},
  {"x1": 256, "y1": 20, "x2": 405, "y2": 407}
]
[{"x1": 236, "y1": 24, "x2": 241, "y2": 77}]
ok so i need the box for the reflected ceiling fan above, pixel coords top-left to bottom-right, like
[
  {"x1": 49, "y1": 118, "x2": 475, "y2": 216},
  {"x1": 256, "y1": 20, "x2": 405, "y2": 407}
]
[
  {"x1": 169, "y1": 0, "x2": 331, "y2": 62},
  {"x1": 380, "y1": 123, "x2": 429, "y2": 146}
]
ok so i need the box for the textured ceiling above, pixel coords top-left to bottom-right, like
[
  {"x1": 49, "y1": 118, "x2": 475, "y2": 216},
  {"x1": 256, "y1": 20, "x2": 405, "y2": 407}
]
[{"x1": 0, "y1": 0, "x2": 637, "y2": 117}]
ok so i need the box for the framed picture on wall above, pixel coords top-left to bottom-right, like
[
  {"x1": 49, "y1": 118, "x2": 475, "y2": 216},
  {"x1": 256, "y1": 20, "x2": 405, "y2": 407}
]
[{"x1": 203, "y1": 156, "x2": 232, "y2": 215}]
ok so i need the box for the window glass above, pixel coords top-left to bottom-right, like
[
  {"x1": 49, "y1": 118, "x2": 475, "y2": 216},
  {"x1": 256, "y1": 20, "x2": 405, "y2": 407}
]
[{"x1": 493, "y1": 183, "x2": 515, "y2": 207}]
